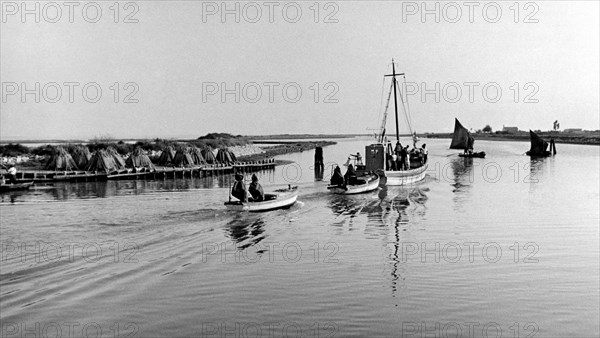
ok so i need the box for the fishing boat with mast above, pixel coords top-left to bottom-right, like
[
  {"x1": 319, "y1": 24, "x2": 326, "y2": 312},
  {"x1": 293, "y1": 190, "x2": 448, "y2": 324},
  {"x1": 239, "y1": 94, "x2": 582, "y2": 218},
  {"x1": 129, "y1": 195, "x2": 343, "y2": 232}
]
[
  {"x1": 450, "y1": 118, "x2": 486, "y2": 158},
  {"x1": 526, "y1": 130, "x2": 556, "y2": 157},
  {"x1": 360, "y1": 60, "x2": 428, "y2": 186}
]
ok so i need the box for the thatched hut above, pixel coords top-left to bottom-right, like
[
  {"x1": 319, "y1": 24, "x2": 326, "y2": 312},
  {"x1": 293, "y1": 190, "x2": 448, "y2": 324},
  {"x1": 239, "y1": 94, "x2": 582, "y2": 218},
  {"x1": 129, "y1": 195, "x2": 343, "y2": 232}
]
[
  {"x1": 202, "y1": 147, "x2": 217, "y2": 164},
  {"x1": 157, "y1": 146, "x2": 176, "y2": 166},
  {"x1": 45, "y1": 147, "x2": 78, "y2": 171},
  {"x1": 189, "y1": 147, "x2": 206, "y2": 165},
  {"x1": 85, "y1": 150, "x2": 119, "y2": 172},
  {"x1": 125, "y1": 147, "x2": 155, "y2": 169},
  {"x1": 172, "y1": 149, "x2": 195, "y2": 167},
  {"x1": 107, "y1": 147, "x2": 126, "y2": 169},
  {"x1": 70, "y1": 145, "x2": 91, "y2": 169}
]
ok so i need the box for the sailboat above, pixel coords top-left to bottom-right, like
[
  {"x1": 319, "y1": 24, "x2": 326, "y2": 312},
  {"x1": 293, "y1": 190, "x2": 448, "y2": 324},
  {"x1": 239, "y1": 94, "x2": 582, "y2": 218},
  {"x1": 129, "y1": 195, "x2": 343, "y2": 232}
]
[
  {"x1": 450, "y1": 118, "x2": 486, "y2": 158},
  {"x1": 361, "y1": 60, "x2": 428, "y2": 186},
  {"x1": 526, "y1": 130, "x2": 556, "y2": 157}
]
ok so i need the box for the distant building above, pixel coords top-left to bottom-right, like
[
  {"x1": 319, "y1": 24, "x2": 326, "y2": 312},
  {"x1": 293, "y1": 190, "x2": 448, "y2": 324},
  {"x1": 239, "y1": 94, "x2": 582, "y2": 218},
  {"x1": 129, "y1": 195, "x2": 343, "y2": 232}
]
[
  {"x1": 502, "y1": 126, "x2": 519, "y2": 134},
  {"x1": 563, "y1": 128, "x2": 583, "y2": 134}
]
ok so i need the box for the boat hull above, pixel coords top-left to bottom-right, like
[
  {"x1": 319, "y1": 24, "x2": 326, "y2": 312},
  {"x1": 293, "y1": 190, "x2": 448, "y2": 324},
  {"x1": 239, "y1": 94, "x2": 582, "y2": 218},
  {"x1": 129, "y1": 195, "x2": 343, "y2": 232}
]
[
  {"x1": 459, "y1": 152, "x2": 486, "y2": 158},
  {"x1": 383, "y1": 163, "x2": 428, "y2": 186},
  {"x1": 224, "y1": 187, "x2": 298, "y2": 212},
  {"x1": 0, "y1": 182, "x2": 34, "y2": 192},
  {"x1": 327, "y1": 174, "x2": 380, "y2": 195}
]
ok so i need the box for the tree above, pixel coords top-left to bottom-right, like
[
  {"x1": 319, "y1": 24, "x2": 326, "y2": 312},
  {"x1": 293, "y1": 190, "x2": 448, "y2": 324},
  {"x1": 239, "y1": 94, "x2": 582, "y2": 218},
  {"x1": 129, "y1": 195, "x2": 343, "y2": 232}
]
[{"x1": 482, "y1": 125, "x2": 492, "y2": 133}]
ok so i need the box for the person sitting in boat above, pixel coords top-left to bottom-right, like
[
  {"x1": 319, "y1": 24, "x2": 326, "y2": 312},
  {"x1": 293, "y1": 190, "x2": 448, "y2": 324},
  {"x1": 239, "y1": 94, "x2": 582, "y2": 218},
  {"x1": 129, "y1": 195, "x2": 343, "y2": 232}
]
[
  {"x1": 330, "y1": 166, "x2": 344, "y2": 186},
  {"x1": 6, "y1": 165, "x2": 18, "y2": 184},
  {"x1": 248, "y1": 174, "x2": 265, "y2": 202},
  {"x1": 344, "y1": 156, "x2": 351, "y2": 167},
  {"x1": 231, "y1": 173, "x2": 248, "y2": 202},
  {"x1": 344, "y1": 164, "x2": 358, "y2": 185}
]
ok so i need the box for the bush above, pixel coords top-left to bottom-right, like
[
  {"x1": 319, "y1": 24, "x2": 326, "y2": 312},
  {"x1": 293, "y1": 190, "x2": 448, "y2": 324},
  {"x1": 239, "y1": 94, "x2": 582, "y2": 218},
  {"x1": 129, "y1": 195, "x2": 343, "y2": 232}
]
[
  {"x1": 483, "y1": 125, "x2": 492, "y2": 133},
  {"x1": 0, "y1": 143, "x2": 31, "y2": 156},
  {"x1": 31, "y1": 145, "x2": 56, "y2": 156}
]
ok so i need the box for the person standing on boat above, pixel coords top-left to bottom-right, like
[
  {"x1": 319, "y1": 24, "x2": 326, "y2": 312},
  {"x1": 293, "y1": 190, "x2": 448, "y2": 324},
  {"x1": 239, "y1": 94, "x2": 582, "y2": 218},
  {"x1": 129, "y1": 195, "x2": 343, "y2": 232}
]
[
  {"x1": 231, "y1": 173, "x2": 248, "y2": 202},
  {"x1": 386, "y1": 141, "x2": 394, "y2": 170},
  {"x1": 6, "y1": 165, "x2": 18, "y2": 184},
  {"x1": 331, "y1": 166, "x2": 344, "y2": 186},
  {"x1": 391, "y1": 153, "x2": 398, "y2": 171},
  {"x1": 421, "y1": 144, "x2": 428, "y2": 163},
  {"x1": 249, "y1": 174, "x2": 265, "y2": 202},
  {"x1": 394, "y1": 141, "x2": 402, "y2": 157},
  {"x1": 399, "y1": 146, "x2": 408, "y2": 170},
  {"x1": 404, "y1": 146, "x2": 411, "y2": 169}
]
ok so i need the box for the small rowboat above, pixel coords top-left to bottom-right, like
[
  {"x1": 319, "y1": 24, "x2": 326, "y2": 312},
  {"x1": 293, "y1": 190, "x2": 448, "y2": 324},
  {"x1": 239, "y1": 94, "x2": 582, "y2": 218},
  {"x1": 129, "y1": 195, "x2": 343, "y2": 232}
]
[
  {"x1": 0, "y1": 181, "x2": 34, "y2": 192},
  {"x1": 224, "y1": 186, "x2": 298, "y2": 212},
  {"x1": 459, "y1": 151, "x2": 486, "y2": 158},
  {"x1": 327, "y1": 173, "x2": 380, "y2": 195}
]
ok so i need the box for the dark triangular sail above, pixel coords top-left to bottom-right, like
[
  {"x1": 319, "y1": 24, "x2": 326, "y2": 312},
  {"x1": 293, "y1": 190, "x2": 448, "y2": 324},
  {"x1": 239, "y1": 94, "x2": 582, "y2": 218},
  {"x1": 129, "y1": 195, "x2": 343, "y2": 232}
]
[
  {"x1": 450, "y1": 118, "x2": 473, "y2": 150},
  {"x1": 528, "y1": 130, "x2": 548, "y2": 154}
]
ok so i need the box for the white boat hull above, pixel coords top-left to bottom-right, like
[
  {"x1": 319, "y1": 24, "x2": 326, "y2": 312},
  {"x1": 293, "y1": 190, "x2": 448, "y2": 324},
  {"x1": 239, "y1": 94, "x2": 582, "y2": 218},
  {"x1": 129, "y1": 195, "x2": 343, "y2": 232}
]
[
  {"x1": 327, "y1": 175, "x2": 380, "y2": 195},
  {"x1": 383, "y1": 163, "x2": 428, "y2": 186},
  {"x1": 224, "y1": 187, "x2": 298, "y2": 212}
]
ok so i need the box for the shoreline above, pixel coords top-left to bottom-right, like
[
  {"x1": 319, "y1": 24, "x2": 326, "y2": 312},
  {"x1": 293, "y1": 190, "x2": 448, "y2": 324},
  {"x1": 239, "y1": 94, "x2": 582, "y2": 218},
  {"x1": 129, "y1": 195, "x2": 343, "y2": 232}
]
[{"x1": 422, "y1": 132, "x2": 600, "y2": 146}]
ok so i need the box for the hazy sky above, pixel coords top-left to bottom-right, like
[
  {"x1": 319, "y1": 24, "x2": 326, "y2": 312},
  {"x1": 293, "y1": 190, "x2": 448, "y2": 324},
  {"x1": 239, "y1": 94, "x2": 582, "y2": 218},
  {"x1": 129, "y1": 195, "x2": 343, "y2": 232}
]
[{"x1": 1, "y1": 1, "x2": 598, "y2": 140}]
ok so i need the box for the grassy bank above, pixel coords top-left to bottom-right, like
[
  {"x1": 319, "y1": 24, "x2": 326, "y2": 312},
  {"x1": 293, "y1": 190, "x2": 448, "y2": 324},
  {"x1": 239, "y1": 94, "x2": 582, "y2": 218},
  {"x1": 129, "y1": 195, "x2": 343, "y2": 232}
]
[{"x1": 238, "y1": 141, "x2": 337, "y2": 161}]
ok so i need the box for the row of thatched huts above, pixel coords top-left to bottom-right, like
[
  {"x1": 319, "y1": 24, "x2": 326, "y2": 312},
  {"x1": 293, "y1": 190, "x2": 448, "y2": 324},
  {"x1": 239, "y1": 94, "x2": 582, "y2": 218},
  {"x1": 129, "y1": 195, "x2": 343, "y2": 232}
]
[{"x1": 44, "y1": 145, "x2": 239, "y2": 171}]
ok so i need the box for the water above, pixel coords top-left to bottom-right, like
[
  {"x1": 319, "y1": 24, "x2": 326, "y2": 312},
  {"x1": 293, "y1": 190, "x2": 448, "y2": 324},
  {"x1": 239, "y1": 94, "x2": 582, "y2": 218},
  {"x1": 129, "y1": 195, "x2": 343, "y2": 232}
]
[{"x1": 1, "y1": 137, "x2": 598, "y2": 337}]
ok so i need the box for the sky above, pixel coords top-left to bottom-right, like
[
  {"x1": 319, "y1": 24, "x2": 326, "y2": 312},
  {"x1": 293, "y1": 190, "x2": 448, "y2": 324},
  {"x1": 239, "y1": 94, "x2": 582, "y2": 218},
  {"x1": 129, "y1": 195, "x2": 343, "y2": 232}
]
[{"x1": 1, "y1": 1, "x2": 599, "y2": 140}]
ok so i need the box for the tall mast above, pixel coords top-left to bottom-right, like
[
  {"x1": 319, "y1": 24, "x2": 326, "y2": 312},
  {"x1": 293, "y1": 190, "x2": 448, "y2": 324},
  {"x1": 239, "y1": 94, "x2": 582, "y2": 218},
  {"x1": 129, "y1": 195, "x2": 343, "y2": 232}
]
[{"x1": 385, "y1": 59, "x2": 404, "y2": 142}]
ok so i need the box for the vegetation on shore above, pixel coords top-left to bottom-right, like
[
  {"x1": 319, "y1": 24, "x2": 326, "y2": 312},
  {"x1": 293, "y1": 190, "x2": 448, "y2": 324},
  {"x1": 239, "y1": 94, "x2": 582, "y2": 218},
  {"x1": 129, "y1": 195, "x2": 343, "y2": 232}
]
[
  {"x1": 0, "y1": 133, "x2": 336, "y2": 170},
  {"x1": 241, "y1": 141, "x2": 337, "y2": 161},
  {"x1": 0, "y1": 133, "x2": 251, "y2": 158}
]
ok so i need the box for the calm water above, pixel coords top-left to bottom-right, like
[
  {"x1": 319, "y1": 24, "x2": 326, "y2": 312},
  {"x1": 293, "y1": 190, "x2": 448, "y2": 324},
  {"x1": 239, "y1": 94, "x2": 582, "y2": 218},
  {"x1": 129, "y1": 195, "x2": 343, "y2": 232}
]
[{"x1": 1, "y1": 138, "x2": 598, "y2": 337}]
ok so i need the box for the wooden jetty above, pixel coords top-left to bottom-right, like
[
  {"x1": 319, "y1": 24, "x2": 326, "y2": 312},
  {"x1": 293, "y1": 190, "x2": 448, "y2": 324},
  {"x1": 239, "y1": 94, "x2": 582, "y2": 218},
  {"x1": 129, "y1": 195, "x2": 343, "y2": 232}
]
[{"x1": 12, "y1": 159, "x2": 277, "y2": 183}]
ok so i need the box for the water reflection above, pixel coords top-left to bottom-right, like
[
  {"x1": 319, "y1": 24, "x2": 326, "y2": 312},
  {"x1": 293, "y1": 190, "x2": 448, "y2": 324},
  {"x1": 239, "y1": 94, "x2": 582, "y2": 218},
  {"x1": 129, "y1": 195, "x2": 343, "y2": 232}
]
[
  {"x1": 528, "y1": 157, "x2": 548, "y2": 193},
  {"x1": 327, "y1": 184, "x2": 429, "y2": 229},
  {"x1": 0, "y1": 190, "x2": 29, "y2": 204},
  {"x1": 449, "y1": 157, "x2": 475, "y2": 213},
  {"x1": 450, "y1": 157, "x2": 474, "y2": 193},
  {"x1": 324, "y1": 184, "x2": 422, "y2": 299},
  {"x1": 314, "y1": 164, "x2": 324, "y2": 181},
  {"x1": 224, "y1": 215, "x2": 266, "y2": 250}
]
